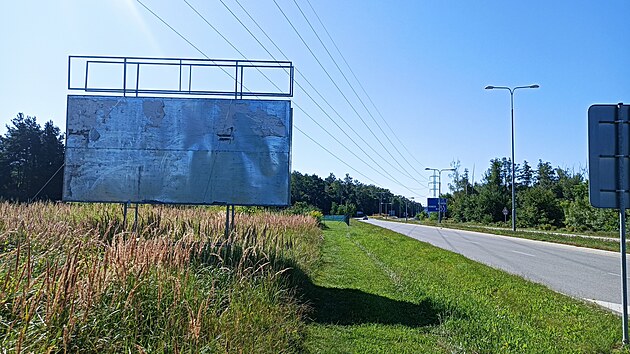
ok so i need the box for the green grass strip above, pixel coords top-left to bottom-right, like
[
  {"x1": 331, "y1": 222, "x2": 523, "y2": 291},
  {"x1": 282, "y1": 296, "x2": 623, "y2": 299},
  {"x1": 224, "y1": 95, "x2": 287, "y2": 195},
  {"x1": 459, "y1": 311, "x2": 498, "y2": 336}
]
[
  {"x1": 303, "y1": 221, "x2": 626, "y2": 353},
  {"x1": 380, "y1": 217, "x2": 622, "y2": 252}
]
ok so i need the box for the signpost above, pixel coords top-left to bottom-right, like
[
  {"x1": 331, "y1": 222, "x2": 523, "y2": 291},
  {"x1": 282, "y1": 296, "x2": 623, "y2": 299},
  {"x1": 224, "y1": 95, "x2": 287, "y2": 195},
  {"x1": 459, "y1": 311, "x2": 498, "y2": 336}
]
[
  {"x1": 503, "y1": 207, "x2": 509, "y2": 223},
  {"x1": 588, "y1": 103, "x2": 630, "y2": 344}
]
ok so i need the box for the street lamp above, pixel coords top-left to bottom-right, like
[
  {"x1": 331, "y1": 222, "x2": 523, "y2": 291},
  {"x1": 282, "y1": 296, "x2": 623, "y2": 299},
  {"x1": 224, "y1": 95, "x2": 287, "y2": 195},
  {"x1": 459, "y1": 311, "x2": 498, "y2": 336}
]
[
  {"x1": 383, "y1": 202, "x2": 392, "y2": 219},
  {"x1": 425, "y1": 167, "x2": 455, "y2": 223},
  {"x1": 485, "y1": 84, "x2": 539, "y2": 231}
]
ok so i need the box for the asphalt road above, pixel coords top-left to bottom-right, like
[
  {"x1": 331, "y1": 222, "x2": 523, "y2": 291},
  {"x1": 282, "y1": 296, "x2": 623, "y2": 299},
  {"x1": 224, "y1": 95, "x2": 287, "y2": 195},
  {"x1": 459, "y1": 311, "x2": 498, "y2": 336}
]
[{"x1": 363, "y1": 219, "x2": 628, "y2": 312}]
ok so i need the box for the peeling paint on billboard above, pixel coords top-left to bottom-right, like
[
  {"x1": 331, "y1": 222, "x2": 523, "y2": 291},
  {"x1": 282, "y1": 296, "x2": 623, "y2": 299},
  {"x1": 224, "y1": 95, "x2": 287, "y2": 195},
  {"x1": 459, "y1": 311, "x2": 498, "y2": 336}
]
[{"x1": 63, "y1": 95, "x2": 292, "y2": 206}]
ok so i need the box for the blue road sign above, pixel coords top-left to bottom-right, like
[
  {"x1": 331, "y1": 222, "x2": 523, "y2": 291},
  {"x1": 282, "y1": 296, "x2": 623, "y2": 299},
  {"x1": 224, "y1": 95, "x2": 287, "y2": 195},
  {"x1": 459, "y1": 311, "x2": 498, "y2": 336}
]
[{"x1": 427, "y1": 198, "x2": 447, "y2": 212}]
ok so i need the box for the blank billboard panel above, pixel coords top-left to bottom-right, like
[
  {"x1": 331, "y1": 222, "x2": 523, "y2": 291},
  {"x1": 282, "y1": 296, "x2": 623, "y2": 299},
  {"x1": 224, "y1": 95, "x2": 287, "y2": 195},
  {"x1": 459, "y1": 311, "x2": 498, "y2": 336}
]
[{"x1": 64, "y1": 95, "x2": 292, "y2": 206}]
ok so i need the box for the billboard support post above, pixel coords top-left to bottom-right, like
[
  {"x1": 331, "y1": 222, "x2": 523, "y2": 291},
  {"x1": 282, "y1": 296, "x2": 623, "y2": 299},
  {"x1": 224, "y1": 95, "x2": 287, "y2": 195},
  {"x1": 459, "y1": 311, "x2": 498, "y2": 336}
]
[
  {"x1": 134, "y1": 203, "x2": 139, "y2": 233},
  {"x1": 225, "y1": 205, "x2": 230, "y2": 238},
  {"x1": 123, "y1": 202, "x2": 128, "y2": 230}
]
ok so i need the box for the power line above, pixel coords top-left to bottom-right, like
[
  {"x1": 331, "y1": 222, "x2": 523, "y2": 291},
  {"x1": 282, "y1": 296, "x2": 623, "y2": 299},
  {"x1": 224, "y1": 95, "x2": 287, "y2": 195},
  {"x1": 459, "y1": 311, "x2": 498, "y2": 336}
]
[
  {"x1": 273, "y1": 0, "x2": 428, "y2": 185},
  {"x1": 295, "y1": 124, "x2": 426, "y2": 197},
  {"x1": 294, "y1": 0, "x2": 430, "y2": 184},
  {"x1": 293, "y1": 101, "x2": 424, "y2": 196},
  {"x1": 136, "y1": 0, "x2": 251, "y2": 94},
  {"x1": 182, "y1": 0, "x2": 419, "y2": 190},
  {"x1": 303, "y1": 0, "x2": 430, "y2": 173},
  {"x1": 213, "y1": 0, "x2": 427, "y2": 188},
  {"x1": 270, "y1": 0, "x2": 426, "y2": 186},
  {"x1": 134, "y1": 0, "x2": 425, "y2": 197},
  {"x1": 294, "y1": 124, "x2": 378, "y2": 186},
  {"x1": 230, "y1": 0, "x2": 432, "y2": 186},
  {"x1": 290, "y1": 0, "x2": 428, "y2": 182}
]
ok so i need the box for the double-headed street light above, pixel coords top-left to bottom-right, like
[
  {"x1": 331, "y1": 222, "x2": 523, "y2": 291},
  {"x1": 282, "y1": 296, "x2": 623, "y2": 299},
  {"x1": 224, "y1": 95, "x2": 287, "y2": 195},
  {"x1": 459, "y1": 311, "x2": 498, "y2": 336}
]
[
  {"x1": 425, "y1": 167, "x2": 455, "y2": 223},
  {"x1": 485, "y1": 84, "x2": 539, "y2": 231}
]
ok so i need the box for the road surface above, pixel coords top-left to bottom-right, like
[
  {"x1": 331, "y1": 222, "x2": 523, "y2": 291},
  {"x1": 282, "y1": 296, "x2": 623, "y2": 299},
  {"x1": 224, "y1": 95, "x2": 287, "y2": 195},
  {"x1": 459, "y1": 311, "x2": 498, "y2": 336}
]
[{"x1": 363, "y1": 219, "x2": 628, "y2": 313}]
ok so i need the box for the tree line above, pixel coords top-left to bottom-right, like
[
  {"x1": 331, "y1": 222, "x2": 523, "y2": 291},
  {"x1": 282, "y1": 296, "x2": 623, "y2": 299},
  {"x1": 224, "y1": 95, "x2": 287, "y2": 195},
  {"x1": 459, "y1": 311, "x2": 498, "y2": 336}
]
[
  {"x1": 0, "y1": 113, "x2": 420, "y2": 216},
  {"x1": 0, "y1": 113, "x2": 619, "y2": 232},
  {"x1": 290, "y1": 171, "x2": 420, "y2": 217},
  {"x1": 445, "y1": 159, "x2": 617, "y2": 232}
]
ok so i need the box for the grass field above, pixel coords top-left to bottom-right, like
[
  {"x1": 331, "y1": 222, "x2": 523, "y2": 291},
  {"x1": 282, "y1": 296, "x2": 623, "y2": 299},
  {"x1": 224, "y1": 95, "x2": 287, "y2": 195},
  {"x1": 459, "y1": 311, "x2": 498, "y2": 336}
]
[
  {"x1": 1, "y1": 203, "x2": 627, "y2": 353},
  {"x1": 438, "y1": 221, "x2": 622, "y2": 252},
  {"x1": 304, "y1": 221, "x2": 626, "y2": 353},
  {"x1": 0, "y1": 202, "x2": 321, "y2": 353}
]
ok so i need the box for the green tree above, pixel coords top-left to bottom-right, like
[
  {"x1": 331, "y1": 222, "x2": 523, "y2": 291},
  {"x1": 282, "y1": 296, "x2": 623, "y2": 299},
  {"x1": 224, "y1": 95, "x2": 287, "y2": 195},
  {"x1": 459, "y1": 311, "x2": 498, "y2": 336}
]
[
  {"x1": 535, "y1": 160, "x2": 556, "y2": 188},
  {"x1": 0, "y1": 114, "x2": 64, "y2": 201},
  {"x1": 518, "y1": 186, "x2": 564, "y2": 228},
  {"x1": 518, "y1": 160, "x2": 534, "y2": 188}
]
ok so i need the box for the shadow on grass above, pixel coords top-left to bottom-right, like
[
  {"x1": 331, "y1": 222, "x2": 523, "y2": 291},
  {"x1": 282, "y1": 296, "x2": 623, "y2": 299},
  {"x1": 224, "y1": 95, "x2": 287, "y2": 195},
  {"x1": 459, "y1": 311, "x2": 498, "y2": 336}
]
[{"x1": 303, "y1": 283, "x2": 447, "y2": 327}]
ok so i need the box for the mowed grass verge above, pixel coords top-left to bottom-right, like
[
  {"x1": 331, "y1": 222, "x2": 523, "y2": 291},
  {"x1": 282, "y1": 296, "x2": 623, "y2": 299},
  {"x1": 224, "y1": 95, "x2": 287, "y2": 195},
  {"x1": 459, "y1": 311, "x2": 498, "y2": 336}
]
[
  {"x1": 303, "y1": 221, "x2": 625, "y2": 353},
  {"x1": 376, "y1": 216, "x2": 622, "y2": 252}
]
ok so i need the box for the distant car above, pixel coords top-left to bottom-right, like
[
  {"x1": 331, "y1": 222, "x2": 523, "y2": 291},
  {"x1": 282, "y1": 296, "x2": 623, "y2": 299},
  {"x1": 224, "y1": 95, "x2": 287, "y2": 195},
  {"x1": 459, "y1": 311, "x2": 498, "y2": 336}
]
[{"x1": 362, "y1": 216, "x2": 368, "y2": 220}]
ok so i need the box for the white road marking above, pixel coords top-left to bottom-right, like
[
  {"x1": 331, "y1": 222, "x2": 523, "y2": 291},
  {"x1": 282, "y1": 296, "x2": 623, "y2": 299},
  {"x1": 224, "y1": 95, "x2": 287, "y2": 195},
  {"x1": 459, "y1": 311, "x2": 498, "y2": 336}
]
[
  {"x1": 608, "y1": 272, "x2": 621, "y2": 277},
  {"x1": 511, "y1": 250, "x2": 536, "y2": 257}
]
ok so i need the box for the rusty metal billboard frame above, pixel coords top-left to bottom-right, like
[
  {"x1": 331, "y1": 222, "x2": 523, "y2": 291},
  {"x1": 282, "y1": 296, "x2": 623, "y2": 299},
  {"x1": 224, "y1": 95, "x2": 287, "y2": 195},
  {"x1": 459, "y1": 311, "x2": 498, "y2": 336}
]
[
  {"x1": 64, "y1": 55, "x2": 294, "y2": 211},
  {"x1": 63, "y1": 95, "x2": 293, "y2": 207}
]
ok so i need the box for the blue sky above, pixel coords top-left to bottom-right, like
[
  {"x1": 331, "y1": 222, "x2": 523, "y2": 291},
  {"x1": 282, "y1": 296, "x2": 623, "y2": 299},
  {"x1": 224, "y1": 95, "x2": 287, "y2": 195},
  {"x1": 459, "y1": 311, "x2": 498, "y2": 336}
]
[{"x1": 1, "y1": 0, "x2": 628, "y2": 201}]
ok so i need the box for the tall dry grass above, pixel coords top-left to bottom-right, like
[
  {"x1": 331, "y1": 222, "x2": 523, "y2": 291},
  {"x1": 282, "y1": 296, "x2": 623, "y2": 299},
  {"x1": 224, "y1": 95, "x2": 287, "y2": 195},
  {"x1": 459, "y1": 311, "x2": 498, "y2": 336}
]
[{"x1": 0, "y1": 202, "x2": 321, "y2": 353}]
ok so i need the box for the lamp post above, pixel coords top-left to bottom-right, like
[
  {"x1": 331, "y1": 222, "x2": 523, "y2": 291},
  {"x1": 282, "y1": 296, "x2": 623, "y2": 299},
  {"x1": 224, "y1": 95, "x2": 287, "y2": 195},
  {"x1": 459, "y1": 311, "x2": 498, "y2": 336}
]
[
  {"x1": 425, "y1": 167, "x2": 455, "y2": 223},
  {"x1": 485, "y1": 84, "x2": 539, "y2": 231}
]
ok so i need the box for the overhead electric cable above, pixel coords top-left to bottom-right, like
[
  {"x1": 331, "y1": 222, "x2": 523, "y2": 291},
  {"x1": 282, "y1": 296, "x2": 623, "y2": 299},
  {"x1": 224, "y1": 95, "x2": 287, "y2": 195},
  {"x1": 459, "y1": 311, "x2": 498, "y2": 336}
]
[
  {"x1": 304, "y1": 0, "x2": 430, "y2": 172},
  {"x1": 271, "y1": 0, "x2": 427, "y2": 186},
  {"x1": 292, "y1": 0, "x2": 428, "y2": 182},
  {"x1": 229, "y1": 0, "x2": 430, "y2": 185},
  {"x1": 182, "y1": 0, "x2": 417, "y2": 188},
  {"x1": 136, "y1": 0, "x2": 251, "y2": 93},
  {"x1": 294, "y1": 124, "x2": 379, "y2": 186},
  {"x1": 269, "y1": 0, "x2": 423, "y2": 182},
  {"x1": 295, "y1": 124, "x2": 425, "y2": 197},
  {"x1": 135, "y1": 0, "x2": 425, "y2": 197},
  {"x1": 213, "y1": 0, "x2": 427, "y2": 187}
]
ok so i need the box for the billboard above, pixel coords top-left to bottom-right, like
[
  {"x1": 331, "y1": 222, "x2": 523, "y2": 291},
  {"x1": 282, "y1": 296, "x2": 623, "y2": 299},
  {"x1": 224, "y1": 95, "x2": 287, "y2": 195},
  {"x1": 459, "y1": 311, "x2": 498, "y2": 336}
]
[{"x1": 63, "y1": 95, "x2": 292, "y2": 206}]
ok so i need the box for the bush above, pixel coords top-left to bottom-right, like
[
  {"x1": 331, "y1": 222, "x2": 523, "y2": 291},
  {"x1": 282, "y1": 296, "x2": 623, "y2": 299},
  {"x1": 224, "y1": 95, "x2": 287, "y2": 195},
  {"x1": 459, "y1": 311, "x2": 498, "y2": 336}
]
[
  {"x1": 416, "y1": 210, "x2": 428, "y2": 220},
  {"x1": 309, "y1": 210, "x2": 324, "y2": 225}
]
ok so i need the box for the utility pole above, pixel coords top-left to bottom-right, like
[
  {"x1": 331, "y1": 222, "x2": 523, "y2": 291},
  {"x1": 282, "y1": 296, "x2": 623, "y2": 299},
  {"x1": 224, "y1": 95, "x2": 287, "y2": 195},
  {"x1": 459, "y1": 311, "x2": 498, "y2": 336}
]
[
  {"x1": 392, "y1": 198, "x2": 394, "y2": 218},
  {"x1": 426, "y1": 167, "x2": 455, "y2": 223},
  {"x1": 378, "y1": 192, "x2": 385, "y2": 216},
  {"x1": 428, "y1": 171, "x2": 439, "y2": 197}
]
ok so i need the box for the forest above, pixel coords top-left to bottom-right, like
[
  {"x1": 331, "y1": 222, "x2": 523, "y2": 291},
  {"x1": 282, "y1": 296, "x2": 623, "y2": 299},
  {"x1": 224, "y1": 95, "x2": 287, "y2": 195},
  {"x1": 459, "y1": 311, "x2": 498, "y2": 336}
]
[{"x1": 0, "y1": 113, "x2": 617, "y2": 232}]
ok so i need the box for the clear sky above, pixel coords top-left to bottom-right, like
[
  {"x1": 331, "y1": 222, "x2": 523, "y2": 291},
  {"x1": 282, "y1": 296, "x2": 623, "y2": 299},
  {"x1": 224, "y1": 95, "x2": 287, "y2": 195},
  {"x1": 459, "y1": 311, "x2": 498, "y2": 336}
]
[{"x1": 1, "y1": 0, "x2": 628, "y2": 202}]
